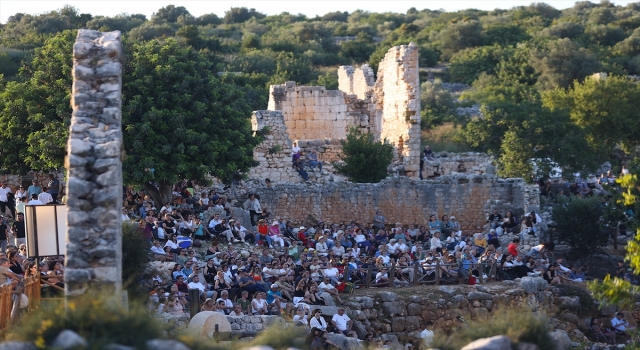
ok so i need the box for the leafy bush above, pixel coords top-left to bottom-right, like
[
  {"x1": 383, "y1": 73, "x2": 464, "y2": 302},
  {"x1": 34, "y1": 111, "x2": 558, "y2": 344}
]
[
  {"x1": 8, "y1": 293, "x2": 162, "y2": 349},
  {"x1": 553, "y1": 196, "x2": 605, "y2": 258},
  {"x1": 556, "y1": 283, "x2": 598, "y2": 317},
  {"x1": 433, "y1": 310, "x2": 554, "y2": 350},
  {"x1": 122, "y1": 222, "x2": 151, "y2": 299},
  {"x1": 335, "y1": 127, "x2": 394, "y2": 183}
]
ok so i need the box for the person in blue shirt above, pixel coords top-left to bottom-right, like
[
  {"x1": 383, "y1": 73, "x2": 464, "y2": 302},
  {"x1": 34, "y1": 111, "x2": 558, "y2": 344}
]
[{"x1": 266, "y1": 284, "x2": 291, "y2": 316}]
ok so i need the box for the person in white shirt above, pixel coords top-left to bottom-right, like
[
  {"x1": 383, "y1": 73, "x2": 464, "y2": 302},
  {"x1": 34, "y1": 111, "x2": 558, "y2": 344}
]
[
  {"x1": 331, "y1": 241, "x2": 345, "y2": 256},
  {"x1": 430, "y1": 231, "x2": 443, "y2": 253},
  {"x1": 208, "y1": 213, "x2": 221, "y2": 230},
  {"x1": 14, "y1": 185, "x2": 26, "y2": 201},
  {"x1": 292, "y1": 307, "x2": 308, "y2": 325},
  {"x1": 27, "y1": 194, "x2": 44, "y2": 205},
  {"x1": 386, "y1": 239, "x2": 399, "y2": 255},
  {"x1": 216, "y1": 290, "x2": 234, "y2": 314},
  {"x1": 38, "y1": 187, "x2": 53, "y2": 204},
  {"x1": 611, "y1": 312, "x2": 635, "y2": 333},
  {"x1": 309, "y1": 308, "x2": 327, "y2": 330},
  {"x1": 229, "y1": 304, "x2": 245, "y2": 316},
  {"x1": 150, "y1": 241, "x2": 166, "y2": 255},
  {"x1": 318, "y1": 277, "x2": 343, "y2": 304},
  {"x1": 331, "y1": 308, "x2": 357, "y2": 338},
  {"x1": 121, "y1": 208, "x2": 131, "y2": 221},
  {"x1": 188, "y1": 275, "x2": 214, "y2": 298},
  {"x1": 321, "y1": 262, "x2": 341, "y2": 285},
  {"x1": 397, "y1": 239, "x2": 409, "y2": 253},
  {"x1": 315, "y1": 237, "x2": 329, "y2": 257},
  {"x1": 0, "y1": 182, "x2": 12, "y2": 217}
]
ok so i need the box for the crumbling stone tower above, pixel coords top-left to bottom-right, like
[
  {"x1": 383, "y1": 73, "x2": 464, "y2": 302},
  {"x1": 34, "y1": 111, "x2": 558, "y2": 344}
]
[{"x1": 250, "y1": 43, "x2": 421, "y2": 180}]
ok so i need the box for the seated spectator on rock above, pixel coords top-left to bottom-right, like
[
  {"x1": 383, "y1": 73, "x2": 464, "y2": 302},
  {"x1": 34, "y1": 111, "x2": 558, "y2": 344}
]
[
  {"x1": 188, "y1": 275, "x2": 215, "y2": 300},
  {"x1": 292, "y1": 141, "x2": 301, "y2": 161},
  {"x1": 307, "y1": 149, "x2": 322, "y2": 172},
  {"x1": 268, "y1": 221, "x2": 285, "y2": 248},
  {"x1": 331, "y1": 307, "x2": 358, "y2": 338},
  {"x1": 568, "y1": 265, "x2": 588, "y2": 282},
  {"x1": 503, "y1": 211, "x2": 518, "y2": 233},
  {"x1": 292, "y1": 307, "x2": 309, "y2": 326},
  {"x1": 611, "y1": 312, "x2": 635, "y2": 333},
  {"x1": 507, "y1": 238, "x2": 520, "y2": 257},
  {"x1": 230, "y1": 220, "x2": 249, "y2": 243},
  {"x1": 238, "y1": 267, "x2": 266, "y2": 294},
  {"x1": 321, "y1": 262, "x2": 341, "y2": 285},
  {"x1": 487, "y1": 229, "x2": 500, "y2": 248},
  {"x1": 430, "y1": 231, "x2": 443, "y2": 253},
  {"x1": 293, "y1": 158, "x2": 309, "y2": 182},
  {"x1": 440, "y1": 215, "x2": 452, "y2": 235},
  {"x1": 229, "y1": 304, "x2": 245, "y2": 316},
  {"x1": 543, "y1": 264, "x2": 563, "y2": 285},
  {"x1": 267, "y1": 284, "x2": 291, "y2": 315},
  {"x1": 445, "y1": 231, "x2": 459, "y2": 251},
  {"x1": 216, "y1": 290, "x2": 234, "y2": 314},
  {"x1": 315, "y1": 236, "x2": 330, "y2": 257},
  {"x1": 473, "y1": 233, "x2": 488, "y2": 254},
  {"x1": 526, "y1": 243, "x2": 547, "y2": 259},
  {"x1": 164, "y1": 295, "x2": 185, "y2": 315},
  {"x1": 428, "y1": 215, "x2": 440, "y2": 235},
  {"x1": 591, "y1": 318, "x2": 616, "y2": 344},
  {"x1": 318, "y1": 277, "x2": 343, "y2": 304},
  {"x1": 488, "y1": 209, "x2": 503, "y2": 229},
  {"x1": 201, "y1": 297, "x2": 216, "y2": 312}
]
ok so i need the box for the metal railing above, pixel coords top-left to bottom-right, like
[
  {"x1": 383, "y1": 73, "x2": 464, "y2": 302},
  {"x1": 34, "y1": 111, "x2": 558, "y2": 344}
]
[{"x1": 342, "y1": 260, "x2": 503, "y2": 288}]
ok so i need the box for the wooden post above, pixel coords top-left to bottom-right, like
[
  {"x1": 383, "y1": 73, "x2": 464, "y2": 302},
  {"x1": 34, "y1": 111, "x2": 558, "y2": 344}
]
[
  {"x1": 343, "y1": 265, "x2": 350, "y2": 284},
  {"x1": 478, "y1": 263, "x2": 484, "y2": 284},
  {"x1": 413, "y1": 263, "x2": 419, "y2": 285},
  {"x1": 389, "y1": 263, "x2": 396, "y2": 287},
  {"x1": 435, "y1": 260, "x2": 440, "y2": 285},
  {"x1": 366, "y1": 265, "x2": 372, "y2": 289},
  {"x1": 188, "y1": 289, "x2": 200, "y2": 318}
]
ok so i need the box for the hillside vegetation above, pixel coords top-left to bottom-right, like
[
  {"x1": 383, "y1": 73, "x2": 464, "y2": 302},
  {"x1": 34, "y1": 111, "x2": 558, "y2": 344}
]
[{"x1": 2, "y1": 2, "x2": 640, "y2": 180}]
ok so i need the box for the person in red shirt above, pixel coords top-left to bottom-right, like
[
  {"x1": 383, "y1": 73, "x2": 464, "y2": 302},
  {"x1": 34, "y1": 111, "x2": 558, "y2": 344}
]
[{"x1": 508, "y1": 238, "x2": 520, "y2": 257}]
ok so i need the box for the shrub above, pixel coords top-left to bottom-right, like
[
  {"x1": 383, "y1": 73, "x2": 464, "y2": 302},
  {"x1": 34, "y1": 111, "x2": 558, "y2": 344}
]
[
  {"x1": 432, "y1": 310, "x2": 554, "y2": 350},
  {"x1": 334, "y1": 127, "x2": 394, "y2": 183},
  {"x1": 553, "y1": 196, "x2": 605, "y2": 258},
  {"x1": 8, "y1": 293, "x2": 162, "y2": 349},
  {"x1": 556, "y1": 283, "x2": 598, "y2": 317},
  {"x1": 122, "y1": 221, "x2": 151, "y2": 298}
]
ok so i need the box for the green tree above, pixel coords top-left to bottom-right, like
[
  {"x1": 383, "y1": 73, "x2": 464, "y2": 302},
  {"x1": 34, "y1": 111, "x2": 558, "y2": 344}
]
[
  {"x1": 122, "y1": 38, "x2": 262, "y2": 205},
  {"x1": 449, "y1": 45, "x2": 514, "y2": 84},
  {"x1": 224, "y1": 7, "x2": 265, "y2": 24},
  {"x1": 420, "y1": 79, "x2": 458, "y2": 128},
  {"x1": 0, "y1": 30, "x2": 74, "y2": 173},
  {"x1": 553, "y1": 196, "x2": 604, "y2": 258},
  {"x1": 529, "y1": 38, "x2": 602, "y2": 90},
  {"x1": 152, "y1": 5, "x2": 190, "y2": 23},
  {"x1": 588, "y1": 174, "x2": 640, "y2": 308},
  {"x1": 541, "y1": 22, "x2": 585, "y2": 39},
  {"x1": 433, "y1": 20, "x2": 484, "y2": 60},
  {"x1": 542, "y1": 75, "x2": 640, "y2": 156},
  {"x1": 335, "y1": 128, "x2": 393, "y2": 183}
]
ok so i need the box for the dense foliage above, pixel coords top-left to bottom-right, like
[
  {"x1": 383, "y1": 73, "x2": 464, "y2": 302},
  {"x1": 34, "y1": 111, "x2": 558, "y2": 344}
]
[
  {"x1": 553, "y1": 196, "x2": 605, "y2": 258},
  {"x1": 335, "y1": 128, "x2": 394, "y2": 183},
  {"x1": 3, "y1": 3, "x2": 640, "y2": 180}
]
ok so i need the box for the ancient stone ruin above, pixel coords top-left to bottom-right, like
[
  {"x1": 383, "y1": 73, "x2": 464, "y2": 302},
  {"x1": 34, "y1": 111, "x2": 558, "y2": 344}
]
[
  {"x1": 64, "y1": 29, "x2": 123, "y2": 297},
  {"x1": 249, "y1": 43, "x2": 421, "y2": 181}
]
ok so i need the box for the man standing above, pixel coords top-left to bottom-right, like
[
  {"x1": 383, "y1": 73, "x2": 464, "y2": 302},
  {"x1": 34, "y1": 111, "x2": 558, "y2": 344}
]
[
  {"x1": 38, "y1": 187, "x2": 54, "y2": 204},
  {"x1": 47, "y1": 174, "x2": 60, "y2": 204},
  {"x1": 27, "y1": 179, "x2": 42, "y2": 199},
  {"x1": 243, "y1": 194, "x2": 262, "y2": 227},
  {"x1": 11, "y1": 213, "x2": 26, "y2": 247},
  {"x1": 331, "y1": 307, "x2": 358, "y2": 338},
  {"x1": 0, "y1": 182, "x2": 12, "y2": 218},
  {"x1": 0, "y1": 220, "x2": 8, "y2": 253}
]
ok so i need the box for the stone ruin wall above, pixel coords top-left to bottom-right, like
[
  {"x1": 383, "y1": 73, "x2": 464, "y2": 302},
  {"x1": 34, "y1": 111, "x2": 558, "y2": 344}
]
[
  {"x1": 64, "y1": 29, "x2": 123, "y2": 297},
  {"x1": 252, "y1": 43, "x2": 421, "y2": 181},
  {"x1": 422, "y1": 152, "x2": 494, "y2": 177},
  {"x1": 267, "y1": 83, "x2": 352, "y2": 140},
  {"x1": 250, "y1": 176, "x2": 534, "y2": 233},
  {"x1": 248, "y1": 110, "x2": 300, "y2": 182},
  {"x1": 374, "y1": 43, "x2": 422, "y2": 178}
]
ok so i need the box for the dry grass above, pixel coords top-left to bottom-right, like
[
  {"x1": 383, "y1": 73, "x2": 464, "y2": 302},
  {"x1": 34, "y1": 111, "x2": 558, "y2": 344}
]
[{"x1": 421, "y1": 123, "x2": 473, "y2": 153}]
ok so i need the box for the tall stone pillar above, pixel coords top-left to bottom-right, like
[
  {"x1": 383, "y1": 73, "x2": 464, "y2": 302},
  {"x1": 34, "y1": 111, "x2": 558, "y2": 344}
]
[{"x1": 64, "y1": 30, "x2": 123, "y2": 297}]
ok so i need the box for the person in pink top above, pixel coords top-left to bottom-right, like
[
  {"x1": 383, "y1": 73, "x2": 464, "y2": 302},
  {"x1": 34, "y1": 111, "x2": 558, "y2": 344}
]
[{"x1": 268, "y1": 221, "x2": 285, "y2": 248}]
